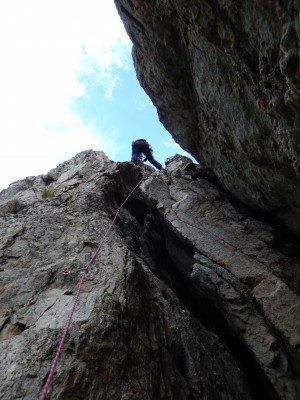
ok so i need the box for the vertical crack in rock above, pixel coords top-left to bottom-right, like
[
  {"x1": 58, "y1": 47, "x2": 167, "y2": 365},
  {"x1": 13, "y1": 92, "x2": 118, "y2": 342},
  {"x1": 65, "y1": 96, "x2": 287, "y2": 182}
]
[
  {"x1": 117, "y1": 183, "x2": 277, "y2": 400},
  {"x1": 138, "y1": 155, "x2": 299, "y2": 400},
  {"x1": 0, "y1": 151, "x2": 299, "y2": 399}
]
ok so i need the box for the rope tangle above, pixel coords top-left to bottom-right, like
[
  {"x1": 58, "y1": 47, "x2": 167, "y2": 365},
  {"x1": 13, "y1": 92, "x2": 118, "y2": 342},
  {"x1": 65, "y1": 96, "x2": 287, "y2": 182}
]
[{"x1": 39, "y1": 168, "x2": 146, "y2": 400}]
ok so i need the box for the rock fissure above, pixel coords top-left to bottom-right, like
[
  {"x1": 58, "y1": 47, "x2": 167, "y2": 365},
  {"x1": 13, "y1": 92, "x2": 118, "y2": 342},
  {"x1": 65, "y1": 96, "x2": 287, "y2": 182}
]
[
  {"x1": 1, "y1": 2, "x2": 300, "y2": 399},
  {"x1": 0, "y1": 150, "x2": 299, "y2": 399},
  {"x1": 117, "y1": 189, "x2": 277, "y2": 399}
]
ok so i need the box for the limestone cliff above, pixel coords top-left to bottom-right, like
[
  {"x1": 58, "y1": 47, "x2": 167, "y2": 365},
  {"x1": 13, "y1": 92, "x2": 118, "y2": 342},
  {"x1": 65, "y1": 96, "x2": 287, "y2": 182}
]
[
  {"x1": 114, "y1": 0, "x2": 300, "y2": 238},
  {"x1": 0, "y1": 151, "x2": 299, "y2": 399}
]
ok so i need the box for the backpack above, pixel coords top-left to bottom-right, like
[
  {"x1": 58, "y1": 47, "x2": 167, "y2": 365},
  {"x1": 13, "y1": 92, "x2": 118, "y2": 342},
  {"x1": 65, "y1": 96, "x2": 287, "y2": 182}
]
[{"x1": 133, "y1": 139, "x2": 148, "y2": 147}]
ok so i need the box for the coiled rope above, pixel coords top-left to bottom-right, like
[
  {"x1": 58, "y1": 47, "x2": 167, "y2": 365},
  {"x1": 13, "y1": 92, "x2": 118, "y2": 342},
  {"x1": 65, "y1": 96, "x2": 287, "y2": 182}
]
[{"x1": 39, "y1": 169, "x2": 146, "y2": 400}]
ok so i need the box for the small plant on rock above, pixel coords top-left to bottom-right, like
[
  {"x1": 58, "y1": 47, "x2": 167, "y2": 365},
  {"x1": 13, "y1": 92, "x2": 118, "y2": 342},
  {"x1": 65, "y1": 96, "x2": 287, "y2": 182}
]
[{"x1": 42, "y1": 188, "x2": 54, "y2": 199}]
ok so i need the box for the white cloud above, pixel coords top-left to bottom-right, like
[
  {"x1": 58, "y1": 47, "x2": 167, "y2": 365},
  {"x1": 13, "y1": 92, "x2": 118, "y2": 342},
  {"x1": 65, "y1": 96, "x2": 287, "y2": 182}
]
[
  {"x1": 163, "y1": 138, "x2": 180, "y2": 148},
  {"x1": 0, "y1": 116, "x2": 118, "y2": 189},
  {"x1": 0, "y1": 0, "x2": 131, "y2": 190}
]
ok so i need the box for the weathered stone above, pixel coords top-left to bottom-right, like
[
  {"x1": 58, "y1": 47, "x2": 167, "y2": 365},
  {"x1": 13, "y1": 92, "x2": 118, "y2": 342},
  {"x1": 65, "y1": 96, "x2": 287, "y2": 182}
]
[
  {"x1": 114, "y1": 0, "x2": 300, "y2": 238},
  {"x1": 1, "y1": 151, "x2": 299, "y2": 399},
  {"x1": 141, "y1": 154, "x2": 300, "y2": 400}
]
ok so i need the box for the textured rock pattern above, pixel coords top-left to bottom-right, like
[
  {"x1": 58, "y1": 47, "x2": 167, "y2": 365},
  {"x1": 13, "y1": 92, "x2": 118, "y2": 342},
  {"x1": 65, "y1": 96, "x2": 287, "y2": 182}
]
[
  {"x1": 114, "y1": 0, "x2": 300, "y2": 237},
  {"x1": 141, "y1": 155, "x2": 300, "y2": 400},
  {"x1": 0, "y1": 151, "x2": 299, "y2": 399}
]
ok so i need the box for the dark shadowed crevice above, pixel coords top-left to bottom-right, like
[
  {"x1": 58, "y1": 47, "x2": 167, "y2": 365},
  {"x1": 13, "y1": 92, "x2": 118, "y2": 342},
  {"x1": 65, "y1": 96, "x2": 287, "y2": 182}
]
[
  {"x1": 154, "y1": 219, "x2": 281, "y2": 400},
  {"x1": 116, "y1": 194, "x2": 280, "y2": 400},
  {"x1": 42, "y1": 175, "x2": 55, "y2": 186},
  {"x1": 0, "y1": 319, "x2": 27, "y2": 340}
]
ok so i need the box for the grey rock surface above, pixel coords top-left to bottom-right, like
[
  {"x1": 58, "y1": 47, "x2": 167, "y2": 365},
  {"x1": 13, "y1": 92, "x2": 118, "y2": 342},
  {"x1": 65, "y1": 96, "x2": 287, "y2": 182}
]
[
  {"x1": 0, "y1": 151, "x2": 299, "y2": 399},
  {"x1": 141, "y1": 154, "x2": 300, "y2": 400},
  {"x1": 114, "y1": 0, "x2": 300, "y2": 237}
]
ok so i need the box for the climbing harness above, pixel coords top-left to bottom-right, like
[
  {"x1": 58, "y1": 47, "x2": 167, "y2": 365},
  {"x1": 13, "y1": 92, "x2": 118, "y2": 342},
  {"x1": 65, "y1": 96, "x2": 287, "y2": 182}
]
[{"x1": 39, "y1": 168, "x2": 146, "y2": 400}]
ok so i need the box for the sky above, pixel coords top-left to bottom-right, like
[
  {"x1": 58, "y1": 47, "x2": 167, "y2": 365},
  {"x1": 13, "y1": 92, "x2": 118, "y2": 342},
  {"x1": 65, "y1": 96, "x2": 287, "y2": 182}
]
[{"x1": 0, "y1": 0, "x2": 194, "y2": 191}]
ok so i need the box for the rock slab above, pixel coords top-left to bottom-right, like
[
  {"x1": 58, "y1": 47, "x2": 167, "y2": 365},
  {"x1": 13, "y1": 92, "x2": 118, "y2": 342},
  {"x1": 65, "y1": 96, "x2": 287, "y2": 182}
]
[{"x1": 0, "y1": 151, "x2": 299, "y2": 399}]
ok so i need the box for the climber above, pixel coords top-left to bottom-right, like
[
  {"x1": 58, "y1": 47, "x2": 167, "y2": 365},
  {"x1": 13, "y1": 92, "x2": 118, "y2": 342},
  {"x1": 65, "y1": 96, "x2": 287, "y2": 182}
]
[{"x1": 131, "y1": 139, "x2": 162, "y2": 170}]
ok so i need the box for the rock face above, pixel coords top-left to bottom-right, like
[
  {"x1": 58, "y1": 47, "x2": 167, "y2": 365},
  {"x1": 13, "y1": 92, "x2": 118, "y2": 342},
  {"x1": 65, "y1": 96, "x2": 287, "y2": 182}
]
[
  {"x1": 114, "y1": 0, "x2": 300, "y2": 238},
  {"x1": 0, "y1": 151, "x2": 299, "y2": 399}
]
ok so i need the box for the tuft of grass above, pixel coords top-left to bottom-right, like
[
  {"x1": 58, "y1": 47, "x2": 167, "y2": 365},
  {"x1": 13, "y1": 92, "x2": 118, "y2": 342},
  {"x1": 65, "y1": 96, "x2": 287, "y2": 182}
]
[{"x1": 42, "y1": 188, "x2": 54, "y2": 199}]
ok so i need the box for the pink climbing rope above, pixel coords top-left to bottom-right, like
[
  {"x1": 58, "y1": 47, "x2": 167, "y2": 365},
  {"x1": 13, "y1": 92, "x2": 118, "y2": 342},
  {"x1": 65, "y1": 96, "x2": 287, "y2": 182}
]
[{"x1": 39, "y1": 169, "x2": 146, "y2": 400}]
